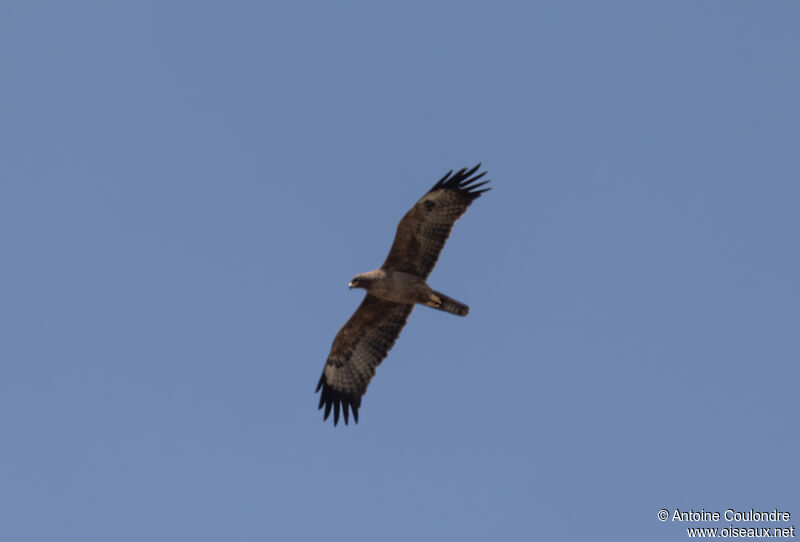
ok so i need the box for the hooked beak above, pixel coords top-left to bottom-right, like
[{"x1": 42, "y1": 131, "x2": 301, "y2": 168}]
[{"x1": 348, "y1": 281, "x2": 355, "y2": 289}]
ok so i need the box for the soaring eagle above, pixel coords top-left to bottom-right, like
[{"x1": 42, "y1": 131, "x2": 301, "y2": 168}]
[{"x1": 316, "y1": 164, "x2": 490, "y2": 425}]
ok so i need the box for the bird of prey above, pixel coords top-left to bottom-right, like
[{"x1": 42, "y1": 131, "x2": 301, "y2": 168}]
[{"x1": 316, "y1": 164, "x2": 490, "y2": 425}]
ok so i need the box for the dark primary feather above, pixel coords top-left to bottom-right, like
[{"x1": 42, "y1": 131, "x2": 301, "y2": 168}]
[
  {"x1": 428, "y1": 163, "x2": 491, "y2": 198},
  {"x1": 316, "y1": 294, "x2": 414, "y2": 426},
  {"x1": 382, "y1": 164, "x2": 490, "y2": 278}
]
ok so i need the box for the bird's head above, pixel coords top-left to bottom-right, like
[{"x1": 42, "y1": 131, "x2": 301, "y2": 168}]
[{"x1": 349, "y1": 270, "x2": 381, "y2": 290}]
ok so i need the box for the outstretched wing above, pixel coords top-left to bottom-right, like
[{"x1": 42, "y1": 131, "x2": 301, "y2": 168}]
[
  {"x1": 316, "y1": 294, "x2": 414, "y2": 426},
  {"x1": 382, "y1": 164, "x2": 490, "y2": 278}
]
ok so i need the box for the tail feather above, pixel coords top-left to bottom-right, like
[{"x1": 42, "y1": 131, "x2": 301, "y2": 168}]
[{"x1": 428, "y1": 290, "x2": 469, "y2": 317}]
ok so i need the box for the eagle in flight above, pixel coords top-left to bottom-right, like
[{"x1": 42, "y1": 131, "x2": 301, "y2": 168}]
[{"x1": 316, "y1": 164, "x2": 490, "y2": 425}]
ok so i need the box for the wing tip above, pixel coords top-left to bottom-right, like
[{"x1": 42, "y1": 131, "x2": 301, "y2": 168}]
[
  {"x1": 429, "y1": 163, "x2": 490, "y2": 199},
  {"x1": 315, "y1": 372, "x2": 361, "y2": 427}
]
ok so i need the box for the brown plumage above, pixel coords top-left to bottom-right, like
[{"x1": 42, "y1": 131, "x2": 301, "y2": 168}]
[{"x1": 316, "y1": 164, "x2": 490, "y2": 425}]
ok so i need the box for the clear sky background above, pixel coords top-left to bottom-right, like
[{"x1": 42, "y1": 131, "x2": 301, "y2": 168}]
[{"x1": 2, "y1": 2, "x2": 798, "y2": 541}]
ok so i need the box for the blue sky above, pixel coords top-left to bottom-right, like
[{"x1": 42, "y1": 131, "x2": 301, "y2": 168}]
[{"x1": 2, "y1": 1, "x2": 798, "y2": 540}]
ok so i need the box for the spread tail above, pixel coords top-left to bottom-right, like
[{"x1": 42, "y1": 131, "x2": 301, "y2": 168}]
[{"x1": 427, "y1": 290, "x2": 469, "y2": 317}]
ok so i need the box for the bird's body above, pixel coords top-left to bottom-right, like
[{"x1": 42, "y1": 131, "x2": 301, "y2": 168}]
[
  {"x1": 349, "y1": 269, "x2": 430, "y2": 305},
  {"x1": 316, "y1": 164, "x2": 490, "y2": 425},
  {"x1": 348, "y1": 269, "x2": 466, "y2": 315}
]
